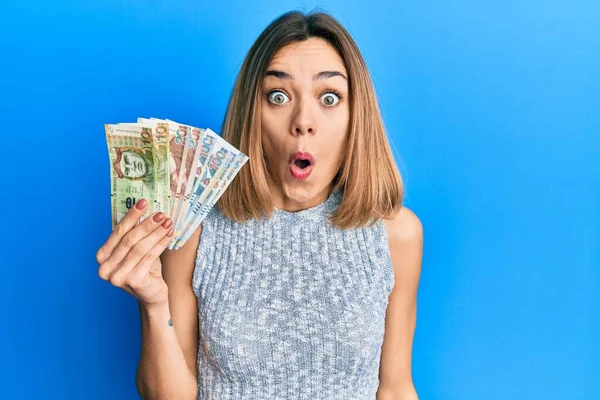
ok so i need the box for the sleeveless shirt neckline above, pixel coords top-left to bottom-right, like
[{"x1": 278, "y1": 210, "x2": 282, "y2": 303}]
[{"x1": 272, "y1": 188, "x2": 342, "y2": 219}]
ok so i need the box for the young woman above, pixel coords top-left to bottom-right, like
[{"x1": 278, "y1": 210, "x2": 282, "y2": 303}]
[{"x1": 97, "y1": 10, "x2": 423, "y2": 400}]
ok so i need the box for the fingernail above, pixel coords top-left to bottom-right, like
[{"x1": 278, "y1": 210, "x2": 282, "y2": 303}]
[
  {"x1": 167, "y1": 228, "x2": 174, "y2": 237},
  {"x1": 135, "y1": 199, "x2": 148, "y2": 210},
  {"x1": 153, "y1": 212, "x2": 165, "y2": 223},
  {"x1": 162, "y1": 219, "x2": 173, "y2": 229}
]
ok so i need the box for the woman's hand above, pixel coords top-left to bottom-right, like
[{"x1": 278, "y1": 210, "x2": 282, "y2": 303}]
[{"x1": 96, "y1": 199, "x2": 174, "y2": 308}]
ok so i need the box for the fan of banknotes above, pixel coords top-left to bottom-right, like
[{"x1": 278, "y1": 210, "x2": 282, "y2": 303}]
[{"x1": 104, "y1": 117, "x2": 248, "y2": 250}]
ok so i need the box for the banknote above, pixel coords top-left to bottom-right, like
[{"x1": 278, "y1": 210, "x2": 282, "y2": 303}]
[
  {"x1": 185, "y1": 143, "x2": 232, "y2": 219},
  {"x1": 143, "y1": 117, "x2": 188, "y2": 215},
  {"x1": 173, "y1": 149, "x2": 236, "y2": 248},
  {"x1": 164, "y1": 120, "x2": 204, "y2": 248},
  {"x1": 147, "y1": 121, "x2": 171, "y2": 215},
  {"x1": 209, "y1": 152, "x2": 249, "y2": 205},
  {"x1": 179, "y1": 144, "x2": 246, "y2": 236},
  {"x1": 105, "y1": 123, "x2": 157, "y2": 228},
  {"x1": 173, "y1": 151, "x2": 248, "y2": 249},
  {"x1": 117, "y1": 119, "x2": 172, "y2": 215},
  {"x1": 105, "y1": 117, "x2": 247, "y2": 248},
  {"x1": 172, "y1": 128, "x2": 219, "y2": 241}
]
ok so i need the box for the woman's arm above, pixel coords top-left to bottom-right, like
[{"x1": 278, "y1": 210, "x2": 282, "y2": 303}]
[
  {"x1": 135, "y1": 226, "x2": 203, "y2": 400},
  {"x1": 377, "y1": 206, "x2": 423, "y2": 400}
]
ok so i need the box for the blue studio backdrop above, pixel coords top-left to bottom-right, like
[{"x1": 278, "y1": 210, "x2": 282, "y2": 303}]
[{"x1": 1, "y1": 1, "x2": 598, "y2": 399}]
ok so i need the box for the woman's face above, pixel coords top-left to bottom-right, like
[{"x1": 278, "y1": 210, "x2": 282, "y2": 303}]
[{"x1": 261, "y1": 37, "x2": 350, "y2": 211}]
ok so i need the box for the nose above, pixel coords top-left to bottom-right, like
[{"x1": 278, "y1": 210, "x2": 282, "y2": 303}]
[{"x1": 291, "y1": 96, "x2": 316, "y2": 136}]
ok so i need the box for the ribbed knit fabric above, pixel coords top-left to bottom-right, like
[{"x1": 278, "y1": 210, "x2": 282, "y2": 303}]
[{"x1": 192, "y1": 189, "x2": 395, "y2": 399}]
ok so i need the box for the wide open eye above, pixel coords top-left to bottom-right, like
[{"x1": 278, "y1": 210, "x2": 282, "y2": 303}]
[
  {"x1": 267, "y1": 90, "x2": 290, "y2": 105},
  {"x1": 320, "y1": 91, "x2": 341, "y2": 107}
]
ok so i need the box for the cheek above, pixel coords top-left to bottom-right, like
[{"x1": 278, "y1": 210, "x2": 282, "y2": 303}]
[
  {"x1": 320, "y1": 119, "x2": 349, "y2": 162},
  {"x1": 261, "y1": 112, "x2": 290, "y2": 160},
  {"x1": 260, "y1": 126, "x2": 283, "y2": 166},
  {"x1": 325, "y1": 139, "x2": 347, "y2": 171}
]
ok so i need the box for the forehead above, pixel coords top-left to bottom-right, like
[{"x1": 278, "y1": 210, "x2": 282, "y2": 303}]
[{"x1": 267, "y1": 37, "x2": 347, "y2": 75}]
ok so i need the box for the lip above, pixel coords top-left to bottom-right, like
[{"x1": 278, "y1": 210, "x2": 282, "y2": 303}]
[
  {"x1": 289, "y1": 151, "x2": 315, "y2": 181},
  {"x1": 289, "y1": 151, "x2": 315, "y2": 165}
]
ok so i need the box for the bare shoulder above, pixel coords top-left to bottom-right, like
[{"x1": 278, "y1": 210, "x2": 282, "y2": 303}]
[
  {"x1": 159, "y1": 225, "x2": 203, "y2": 376},
  {"x1": 382, "y1": 205, "x2": 423, "y2": 289},
  {"x1": 383, "y1": 205, "x2": 424, "y2": 245}
]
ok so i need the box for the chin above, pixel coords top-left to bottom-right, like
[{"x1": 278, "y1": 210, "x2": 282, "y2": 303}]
[
  {"x1": 281, "y1": 185, "x2": 314, "y2": 203},
  {"x1": 275, "y1": 166, "x2": 331, "y2": 205}
]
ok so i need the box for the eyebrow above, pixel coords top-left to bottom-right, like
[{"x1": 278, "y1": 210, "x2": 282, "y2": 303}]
[{"x1": 265, "y1": 70, "x2": 348, "y2": 81}]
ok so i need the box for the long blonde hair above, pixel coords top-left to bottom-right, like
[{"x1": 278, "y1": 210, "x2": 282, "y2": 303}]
[{"x1": 216, "y1": 10, "x2": 403, "y2": 229}]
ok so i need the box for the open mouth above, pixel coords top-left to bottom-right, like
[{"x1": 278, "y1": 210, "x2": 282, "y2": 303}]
[
  {"x1": 289, "y1": 151, "x2": 315, "y2": 180},
  {"x1": 289, "y1": 151, "x2": 315, "y2": 167},
  {"x1": 294, "y1": 159, "x2": 311, "y2": 169}
]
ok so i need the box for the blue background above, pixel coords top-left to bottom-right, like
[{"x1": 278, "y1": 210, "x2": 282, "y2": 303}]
[{"x1": 1, "y1": 0, "x2": 598, "y2": 399}]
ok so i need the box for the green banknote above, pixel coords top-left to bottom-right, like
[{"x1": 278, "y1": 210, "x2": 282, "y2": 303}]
[
  {"x1": 113, "y1": 119, "x2": 171, "y2": 216},
  {"x1": 144, "y1": 117, "x2": 188, "y2": 215},
  {"x1": 145, "y1": 121, "x2": 171, "y2": 216},
  {"x1": 105, "y1": 124, "x2": 158, "y2": 228}
]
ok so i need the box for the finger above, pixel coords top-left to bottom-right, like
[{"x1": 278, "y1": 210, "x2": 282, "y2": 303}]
[
  {"x1": 108, "y1": 220, "x2": 173, "y2": 286},
  {"x1": 127, "y1": 228, "x2": 174, "y2": 289},
  {"x1": 98, "y1": 213, "x2": 168, "y2": 281},
  {"x1": 96, "y1": 199, "x2": 149, "y2": 265},
  {"x1": 108, "y1": 212, "x2": 169, "y2": 267}
]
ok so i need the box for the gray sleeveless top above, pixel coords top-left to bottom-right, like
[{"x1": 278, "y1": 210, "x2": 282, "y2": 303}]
[{"x1": 192, "y1": 189, "x2": 395, "y2": 399}]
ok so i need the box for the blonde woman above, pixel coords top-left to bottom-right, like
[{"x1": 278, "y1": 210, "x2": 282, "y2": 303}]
[{"x1": 97, "y1": 10, "x2": 423, "y2": 400}]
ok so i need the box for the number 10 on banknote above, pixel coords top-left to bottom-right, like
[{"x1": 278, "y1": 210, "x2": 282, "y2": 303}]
[{"x1": 104, "y1": 117, "x2": 248, "y2": 249}]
